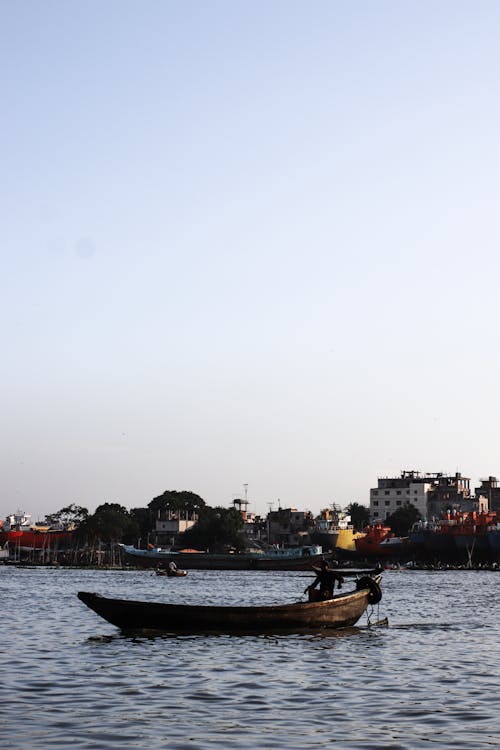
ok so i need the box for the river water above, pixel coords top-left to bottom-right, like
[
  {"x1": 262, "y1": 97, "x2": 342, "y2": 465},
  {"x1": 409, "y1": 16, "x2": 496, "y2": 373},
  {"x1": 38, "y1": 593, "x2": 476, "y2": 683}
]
[{"x1": 1, "y1": 566, "x2": 499, "y2": 749}]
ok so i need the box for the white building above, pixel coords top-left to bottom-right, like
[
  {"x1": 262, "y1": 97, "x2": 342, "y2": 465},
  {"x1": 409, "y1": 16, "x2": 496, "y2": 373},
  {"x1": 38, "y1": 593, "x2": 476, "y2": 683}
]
[{"x1": 370, "y1": 471, "x2": 433, "y2": 522}]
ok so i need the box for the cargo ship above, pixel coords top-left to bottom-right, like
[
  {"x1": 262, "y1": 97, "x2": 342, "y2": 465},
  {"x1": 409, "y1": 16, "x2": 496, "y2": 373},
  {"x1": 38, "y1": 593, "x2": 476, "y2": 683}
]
[
  {"x1": 0, "y1": 511, "x2": 73, "y2": 550},
  {"x1": 313, "y1": 505, "x2": 366, "y2": 554}
]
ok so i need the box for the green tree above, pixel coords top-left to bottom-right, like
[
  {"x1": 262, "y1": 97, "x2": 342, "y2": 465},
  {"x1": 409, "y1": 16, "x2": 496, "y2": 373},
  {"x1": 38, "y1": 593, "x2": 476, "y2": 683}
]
[
  {"x1": 385, "y1": 503, "x2": 422, "y2": 536},
  {"x1": 130, "y1": 507, "x2": 153, "y2": 542},
  {"x1": 345, "y1": 502, "x2": 370, "y2": 531},
  {"x1": 76, "y1": 503, "x2": 138, "y2": 545},
  {"x1": 45, "y1": 503, "x2": 88, "y2": 529},
  {"x1": 148, "y1": 490, "x2": 206, "y2": 516},
  {"x1": 180, "y1": 506, "x2": 245, "y2": 552}
]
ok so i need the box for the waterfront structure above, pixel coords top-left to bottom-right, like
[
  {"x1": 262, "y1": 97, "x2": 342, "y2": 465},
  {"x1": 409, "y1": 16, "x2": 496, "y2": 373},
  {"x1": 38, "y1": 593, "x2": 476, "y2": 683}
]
[
  {"x1": 152, "y1": 507, "x2": 198, "y2": 547},
  {"x1": 426, "y1": 472, "x2": 484, "y2": 518},
  {"x1": 475, "y1": 476, "x2": 500, "y2": 512},
  {"x1": 370, "y1": 470, "x2": 489, "y2": 523},
  {"x1": 267, "y1": 507, "x2": 315, "y2": 547},
  {"x1": 370, "y1": 470, "x2": 434, "y2": 522}
]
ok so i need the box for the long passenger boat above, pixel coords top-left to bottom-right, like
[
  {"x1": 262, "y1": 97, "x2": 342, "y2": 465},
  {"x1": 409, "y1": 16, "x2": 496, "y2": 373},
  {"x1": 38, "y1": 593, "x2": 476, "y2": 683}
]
[{"x1": 118, "y1": 543, "x2": 329, "y2": 571}]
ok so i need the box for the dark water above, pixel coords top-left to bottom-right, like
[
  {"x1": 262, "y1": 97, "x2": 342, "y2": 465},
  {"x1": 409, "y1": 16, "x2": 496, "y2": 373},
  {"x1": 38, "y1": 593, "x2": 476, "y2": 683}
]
[{"x1": 1, "y1": 566, "x2": 499, "y2": 749}]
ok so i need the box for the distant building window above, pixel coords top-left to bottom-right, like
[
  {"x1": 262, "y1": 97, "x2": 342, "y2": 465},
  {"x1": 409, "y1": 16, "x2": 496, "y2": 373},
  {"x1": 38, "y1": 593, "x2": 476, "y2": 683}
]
[
  {"x1": 396, "y1": 491, "x2": 401, "y2": 495},
  {"x1": 414, "y1": 490, "x2": 418, "y2": 494},
  {"x1": 396, "y1": 500, "x2": 402, "y2": 506},
  {"x1": 406, "y1": 490, "x2": 410, "y2": 494},
  {"x1": 385, "y1": 490, "x2": 389, "y2": 495},
  {"x1": 373, "y1": 511, "x2": 379, "y2": 517},
  {"x1": 373, "y1": 501, "x2": 379, "y2": 507},
  {"x1": 373, "y1": 490, "x2": 378, "y2": 496},
  {"x1": 385, "y1": 501, "x2": 390, "y2": 506}
]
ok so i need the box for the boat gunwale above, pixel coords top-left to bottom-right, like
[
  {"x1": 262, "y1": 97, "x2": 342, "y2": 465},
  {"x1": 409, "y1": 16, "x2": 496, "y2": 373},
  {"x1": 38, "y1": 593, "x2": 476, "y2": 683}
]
[{"x1": 77, "y1": 586, "x2": 371, "y2": 617}]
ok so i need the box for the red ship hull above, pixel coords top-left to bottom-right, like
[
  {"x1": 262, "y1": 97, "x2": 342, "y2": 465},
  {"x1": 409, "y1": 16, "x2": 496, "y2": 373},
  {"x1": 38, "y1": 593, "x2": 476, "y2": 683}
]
[
  {"x1": 355, "y1": 524, "x2": 411, "y2": 558},
  {"x1": 0, "y1": 530, "x2": 73, "y2": 549}
]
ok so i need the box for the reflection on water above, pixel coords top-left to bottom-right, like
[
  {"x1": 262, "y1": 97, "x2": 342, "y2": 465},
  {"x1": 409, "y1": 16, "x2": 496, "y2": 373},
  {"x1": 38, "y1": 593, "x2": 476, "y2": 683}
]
[{"x1": 1, "y1": 566, "x2": 500, "y2": 749}]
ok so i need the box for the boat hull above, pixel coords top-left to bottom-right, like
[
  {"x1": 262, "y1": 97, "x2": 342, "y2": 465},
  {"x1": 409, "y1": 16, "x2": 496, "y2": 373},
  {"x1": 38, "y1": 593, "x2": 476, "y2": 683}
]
[
  {"x1": 78, "y1": 586, "x2": 376, "y2": 632},
  {"x1": 355, "y1": 538, "x2": 412, "y2": 558},
  {"x1": 332, "y1": 529, "x2": 366, "y2": 553},
  {"x1": 488, "y1": 529, "x2": 500, "y2": 554},
  {"x1": 0, "y1": 530, "x2": 73, "y2": 550},
  {"x1": 156, "y1": 569, "x2": 188, "y2": 577}
]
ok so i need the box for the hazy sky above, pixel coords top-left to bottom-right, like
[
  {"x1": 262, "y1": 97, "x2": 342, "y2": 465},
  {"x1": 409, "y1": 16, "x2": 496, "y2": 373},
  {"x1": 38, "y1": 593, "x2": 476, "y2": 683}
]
[{"x1": 2, "y1": 1, "x2": 500, "y2": 522}]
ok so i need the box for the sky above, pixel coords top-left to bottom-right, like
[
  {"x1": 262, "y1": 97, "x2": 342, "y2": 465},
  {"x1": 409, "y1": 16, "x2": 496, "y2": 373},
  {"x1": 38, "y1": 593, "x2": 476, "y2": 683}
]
[{"x1": 2, "y1": 0, "x2": 500, "y2": 522}]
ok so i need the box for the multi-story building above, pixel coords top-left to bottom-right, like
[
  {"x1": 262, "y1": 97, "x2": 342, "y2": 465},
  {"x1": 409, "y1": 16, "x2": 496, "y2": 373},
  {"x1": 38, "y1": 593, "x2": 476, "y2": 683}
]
[
  {"x1": 475, "y1": 476, "x2": 500, "y2": 512},
  {"x1": 369, "y1": 470, "x2": 490, "y2": 523},
  {"x1": 426, "y1": 472, "x2": 474, "y2": 518},
  {"x1": 153, "y1": 507, "x2": 198, "y2": 547},
  {"x1": 370, "y1": 470, "x2": 433, "y2": 522},
  {"x1": 267, "y1": 507, "x2": 314, "y2": 547},
  {"x1": 232, "y1": 497, "x2": 266, "y2": 546}
]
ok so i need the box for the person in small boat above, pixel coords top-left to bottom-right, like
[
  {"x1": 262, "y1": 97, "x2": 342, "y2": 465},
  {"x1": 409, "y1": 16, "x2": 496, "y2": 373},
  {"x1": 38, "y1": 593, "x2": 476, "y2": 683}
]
[
  {"x1": 168, "y1": 561, "x2": 178, "y2": 573},
  {"x1": 304, "y1": 560, "x2": 344, "y2": 601}
]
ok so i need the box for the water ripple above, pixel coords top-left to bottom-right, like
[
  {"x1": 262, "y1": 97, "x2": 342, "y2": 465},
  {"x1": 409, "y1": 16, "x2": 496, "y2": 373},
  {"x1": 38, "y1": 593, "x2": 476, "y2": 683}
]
[{"x1": 2, "y1": 567, "x2": 500, "y2": 749}]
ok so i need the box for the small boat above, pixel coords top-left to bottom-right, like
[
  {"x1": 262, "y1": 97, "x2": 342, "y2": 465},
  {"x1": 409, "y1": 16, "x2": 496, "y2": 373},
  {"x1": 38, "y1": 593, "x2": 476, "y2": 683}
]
[
  {"x1": 155, "y1": 568, "x2": 188, "y2": 577},
  {"x1": 77, "y1": 576, "x2": 382, "y2": 633}
]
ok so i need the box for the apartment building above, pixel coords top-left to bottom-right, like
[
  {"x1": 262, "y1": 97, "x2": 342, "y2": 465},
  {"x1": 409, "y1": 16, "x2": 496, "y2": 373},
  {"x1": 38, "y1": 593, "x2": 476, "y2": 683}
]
[
  {"x1": 368, "y1": 470, "x2": 492, "y2": 522},
  {"x1": 370, "y1": 470, "x2": 432, "y2": 522}
]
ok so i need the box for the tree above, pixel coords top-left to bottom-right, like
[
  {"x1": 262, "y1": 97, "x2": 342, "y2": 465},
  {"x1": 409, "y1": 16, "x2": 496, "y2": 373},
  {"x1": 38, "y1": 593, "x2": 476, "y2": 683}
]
[
  {"x1": 385, "y1": 503, "x2": 422, "y2": 536},
  {"x1": 45, "y1": 504, "x2": 89, "y2": 529},
  {"x1": 76, "y1": 503, "x2": 138, "y2": 545},
  {"x1": 345, "y1": 502, "x2": 370, "y2": 531},
  {"x1": 180, "y1": 506, "x2": 245, "y2": 552},
  {"x1": 148, "y1": 490, "x2": 206, "y2": 516},
  {"x1": 130, "y1": 507, "x2": 153, "y2": 542}
]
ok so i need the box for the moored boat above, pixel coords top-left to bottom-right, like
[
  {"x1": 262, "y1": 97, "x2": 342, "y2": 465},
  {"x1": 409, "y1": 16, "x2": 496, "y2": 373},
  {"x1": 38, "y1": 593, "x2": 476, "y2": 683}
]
[
  {"x1": 118, "y1": 543, "x2": 328, "y2": 571},
  {"x1": 77, "y1": 576, "x2": 382, "y2": 632},
  {"x1": 355, "y1": 524, "x2": 411, "y2": 558},
  {"x1": 335, "y1": 527, "x2": 367, "y2": 553},
  {"x1": 411, "y1": 511, "x2": 500, "y2": 562},
  {"x1": 488, "y1": 525, "x2": 500, "y2": 556},
  {"x1": 0, "y1": 511, "x2": 73, "y2": 550},
  {"x1": 313, "y1": 505, "x2": 366, "y2": 554}
]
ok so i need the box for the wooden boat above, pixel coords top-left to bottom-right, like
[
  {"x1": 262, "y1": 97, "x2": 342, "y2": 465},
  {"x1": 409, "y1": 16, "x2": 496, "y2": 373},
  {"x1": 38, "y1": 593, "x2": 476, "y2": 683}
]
[
  {"x1": 155, "y1": 568, "x2": 188, "y2": 577},
  {"x1": 77, "y1": 577, "x2": 381, "y2": 633}
]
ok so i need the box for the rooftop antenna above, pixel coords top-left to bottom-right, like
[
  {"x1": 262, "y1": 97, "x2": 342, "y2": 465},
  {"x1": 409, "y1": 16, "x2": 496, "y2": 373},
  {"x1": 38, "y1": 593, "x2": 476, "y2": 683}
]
[{"x1": 244, "y1": 483, "x2": 248, "y2": 505}]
